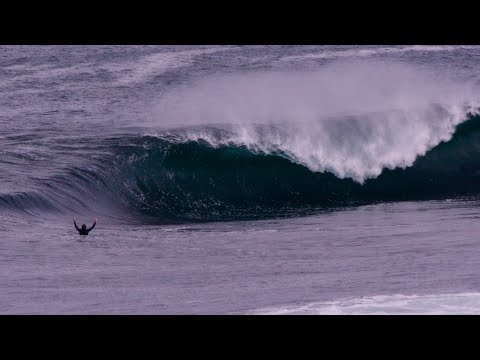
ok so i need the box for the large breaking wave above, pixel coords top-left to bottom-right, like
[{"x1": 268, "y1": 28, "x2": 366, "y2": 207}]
[
  {"x1": 3, "y1": 62, "x2": 480, "y2": 223},
  {"x1": 109, "y1": 110, "x2": 480, "y2": 222},
  {"x1": 3, "y1": 109, "x2": 480, "y2": 223}
]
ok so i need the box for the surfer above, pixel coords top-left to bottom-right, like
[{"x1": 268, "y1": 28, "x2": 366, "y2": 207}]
[{"x1": 74, "y1": 218, "x2": 97, "y2": 236}]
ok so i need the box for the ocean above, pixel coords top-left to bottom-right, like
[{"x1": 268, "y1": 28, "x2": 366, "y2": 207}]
[{"x1": 2, "y1": 45, "x2": 480, "y2": 314}]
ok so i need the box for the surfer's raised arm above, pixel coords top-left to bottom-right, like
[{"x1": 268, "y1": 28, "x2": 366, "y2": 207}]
[{"x1": 87, "y1": 219, "x2": 97, "y2": 232}]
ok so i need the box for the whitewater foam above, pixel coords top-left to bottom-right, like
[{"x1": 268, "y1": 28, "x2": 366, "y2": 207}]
[
  {"x1": 150, "y1": 61, "x2": 480, "y2": 183},
  {"x1": 250, "y1": 292, "x2": 480, "y2": 315}
]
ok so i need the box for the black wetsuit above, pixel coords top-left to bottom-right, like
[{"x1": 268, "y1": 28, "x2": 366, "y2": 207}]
[{"x1": 74, "y1": 221, "x2": 96, "y2": 235}]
